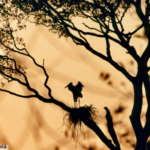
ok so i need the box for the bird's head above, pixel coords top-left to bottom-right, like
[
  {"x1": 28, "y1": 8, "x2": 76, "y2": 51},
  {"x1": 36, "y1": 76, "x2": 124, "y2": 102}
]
[
  {"x1": 65, "y1": 82, "x2": 73, "y2": 88},
  {"x1": 77, "y1": 81, "x2": 84, "y2": 87}
]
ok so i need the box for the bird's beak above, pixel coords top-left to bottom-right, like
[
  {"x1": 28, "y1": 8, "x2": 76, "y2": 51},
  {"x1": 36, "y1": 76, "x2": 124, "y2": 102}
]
[{"x1": 64, "y1": 85, "x2": 68, "y2": 88}]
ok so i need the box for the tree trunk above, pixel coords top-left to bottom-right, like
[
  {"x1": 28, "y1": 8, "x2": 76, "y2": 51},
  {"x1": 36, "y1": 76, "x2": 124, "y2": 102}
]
[
  {"x1": 130, "y1": 80, "x2": 146, "y2": 150},
  {"x1": 135, "y1": 137, "x2": 147, "y2": 150}
]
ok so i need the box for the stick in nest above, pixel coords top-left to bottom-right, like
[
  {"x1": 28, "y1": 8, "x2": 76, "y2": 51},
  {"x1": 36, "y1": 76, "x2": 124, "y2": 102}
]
[{"x1": 63, "y1": 105, "x2": 99, "y2": 144}]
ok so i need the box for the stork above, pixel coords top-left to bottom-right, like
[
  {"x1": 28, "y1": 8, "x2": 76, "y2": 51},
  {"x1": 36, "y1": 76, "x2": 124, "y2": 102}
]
[{"x1": 65, "y1": 82, "x2": 84, "y2": 108}]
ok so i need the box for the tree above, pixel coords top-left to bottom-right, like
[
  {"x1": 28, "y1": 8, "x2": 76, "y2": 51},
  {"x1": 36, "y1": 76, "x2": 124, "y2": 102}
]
[{"x1": 0, "y1": 0, "x2": 149, "y2": 149}]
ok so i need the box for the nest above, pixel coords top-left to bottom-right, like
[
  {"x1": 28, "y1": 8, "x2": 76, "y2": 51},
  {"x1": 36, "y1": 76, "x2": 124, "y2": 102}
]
[{"x1": 63, "y1": 105, "x2": 99, "y2": 143}]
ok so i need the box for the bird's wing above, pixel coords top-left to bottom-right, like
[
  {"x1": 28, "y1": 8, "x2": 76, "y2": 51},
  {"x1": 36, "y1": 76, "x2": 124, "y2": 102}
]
[{"x1": 76, "y1": 84, "x2": 84, "y2": 91}]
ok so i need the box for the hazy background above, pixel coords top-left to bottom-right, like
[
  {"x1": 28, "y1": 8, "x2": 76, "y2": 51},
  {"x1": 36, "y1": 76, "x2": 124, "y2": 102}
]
[{"x1": 0, "y1": 7, "x2": 148, "y2": 150}]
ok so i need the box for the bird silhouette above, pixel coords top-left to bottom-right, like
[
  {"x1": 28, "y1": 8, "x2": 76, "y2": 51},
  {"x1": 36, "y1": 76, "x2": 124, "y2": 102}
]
[{"x1": 65, "y1": 82, "x2": 84, "y2": 108}]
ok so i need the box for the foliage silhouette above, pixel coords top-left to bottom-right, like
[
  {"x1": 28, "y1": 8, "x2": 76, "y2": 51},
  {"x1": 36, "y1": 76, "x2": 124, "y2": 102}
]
[{"x1": 0, "y1": 0, "x2": 150, "y2": 149}]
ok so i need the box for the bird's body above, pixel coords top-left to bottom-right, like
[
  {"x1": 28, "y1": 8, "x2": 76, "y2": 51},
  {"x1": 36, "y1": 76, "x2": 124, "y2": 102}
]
[{"x1": 65, "y1": 82, "x2": 84, "y2": 108}]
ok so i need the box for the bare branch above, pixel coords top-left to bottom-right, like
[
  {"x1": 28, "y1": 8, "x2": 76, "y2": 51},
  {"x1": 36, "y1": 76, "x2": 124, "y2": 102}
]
[
  {"x1": 0, "y1": 88, "x2": 36, "y2": 98},
  {"x1": 106, "y1": 36, "x2": 112, "y2": 59},
  {"x1": 104, "y1": 107, "x2": 120, "y2": 150},
  {"x1": 125, "y1": 23, "x2": 144, "y2": 36},
  {"x1": 133, "y1": 1, "x2": 145, "y2": 23},
  {"x1": 82, "y1": 23, "x2": 102, "y2": 33},
  {"x1": 42, "y1": 59, "x2": 53, "y2": 99}
]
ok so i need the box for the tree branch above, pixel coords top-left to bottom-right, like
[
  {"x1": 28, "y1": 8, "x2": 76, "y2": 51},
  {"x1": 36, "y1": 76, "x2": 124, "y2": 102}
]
[
  {"x1": 82, "y1": 116, "x2": 118, "y2": 150},
  {"x1": 104, "y1": 107, "x2": 120, "y2": 150},
  {"x1": 42, "y1": 59, "x2": 53, "y2": 99},
  {"x1": 0, "y1": 88, "x2": 36, "y2": 98},
  {"x1": 134, "y1": 0, "x2": 145, "y2": 23}
]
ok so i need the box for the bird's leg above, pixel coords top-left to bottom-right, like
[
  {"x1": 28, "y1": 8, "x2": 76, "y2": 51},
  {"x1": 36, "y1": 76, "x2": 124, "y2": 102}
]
[
  {"x1": 74, "y1": 101, "x2": 76, "y2": 108},
  {"x1": 78, "y1": 98, "x2": 80, "y2": 108}
]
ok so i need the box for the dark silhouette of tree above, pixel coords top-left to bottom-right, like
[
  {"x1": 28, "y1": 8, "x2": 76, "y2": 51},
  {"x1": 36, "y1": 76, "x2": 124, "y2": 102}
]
[{"x1": 0, "y1": 0, "x2": 150, "y2": 149}]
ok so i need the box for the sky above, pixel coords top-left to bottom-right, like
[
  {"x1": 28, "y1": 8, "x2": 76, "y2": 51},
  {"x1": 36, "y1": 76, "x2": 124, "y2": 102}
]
[{"x1": 0, "y1": 4, "x2": 148, "y2": 150}]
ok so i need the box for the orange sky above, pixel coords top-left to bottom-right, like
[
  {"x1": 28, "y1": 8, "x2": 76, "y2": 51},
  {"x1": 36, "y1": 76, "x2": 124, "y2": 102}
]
[{"x1": 0, "y1": 6, "x2": 148, "y2": 150}]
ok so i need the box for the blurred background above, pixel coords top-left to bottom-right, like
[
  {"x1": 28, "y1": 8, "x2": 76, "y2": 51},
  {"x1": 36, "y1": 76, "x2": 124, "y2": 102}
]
[{"x1": 0, "y1": 6, "x2": 148, "y2": 150}]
